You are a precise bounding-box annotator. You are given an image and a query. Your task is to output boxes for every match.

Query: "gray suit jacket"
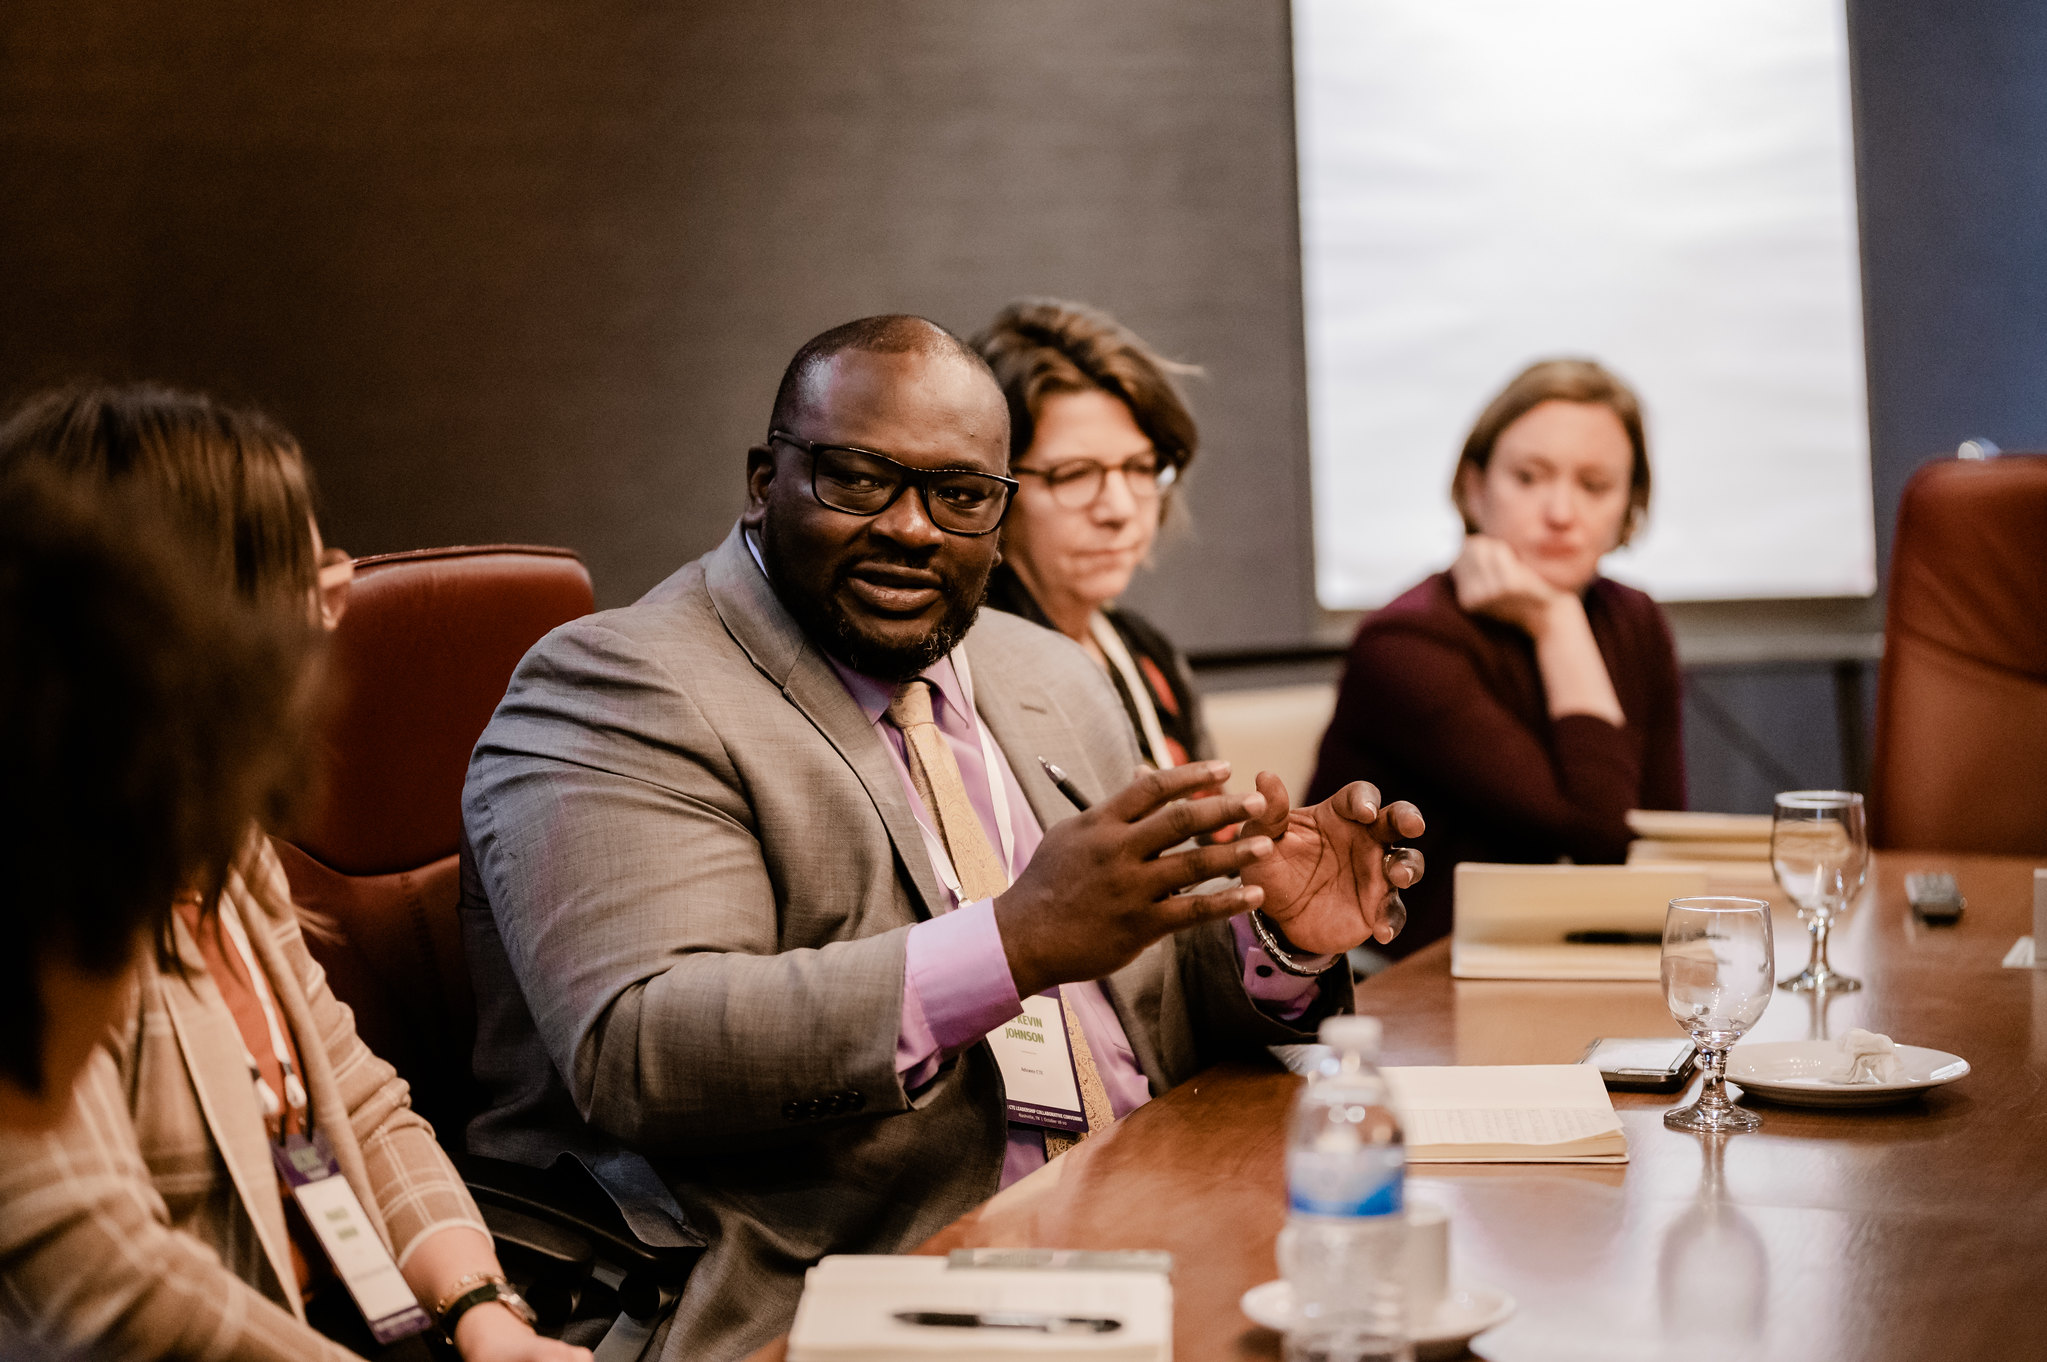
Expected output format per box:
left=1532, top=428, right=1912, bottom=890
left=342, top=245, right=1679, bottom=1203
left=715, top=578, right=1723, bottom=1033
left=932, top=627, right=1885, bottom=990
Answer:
left=461, top=525, right=1351, bottom=1361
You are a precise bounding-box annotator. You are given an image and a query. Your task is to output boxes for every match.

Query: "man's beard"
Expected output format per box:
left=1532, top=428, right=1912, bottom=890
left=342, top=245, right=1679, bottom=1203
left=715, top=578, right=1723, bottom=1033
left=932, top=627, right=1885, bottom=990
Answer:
left=760, top=526, right=987, bottom=682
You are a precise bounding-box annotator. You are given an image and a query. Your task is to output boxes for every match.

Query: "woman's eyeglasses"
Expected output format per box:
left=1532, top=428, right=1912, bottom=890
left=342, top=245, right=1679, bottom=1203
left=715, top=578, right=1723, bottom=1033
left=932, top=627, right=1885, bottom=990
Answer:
left=1013, top=452, right=1177, bottom=510
left=769, top=430, right=1018, bottom=537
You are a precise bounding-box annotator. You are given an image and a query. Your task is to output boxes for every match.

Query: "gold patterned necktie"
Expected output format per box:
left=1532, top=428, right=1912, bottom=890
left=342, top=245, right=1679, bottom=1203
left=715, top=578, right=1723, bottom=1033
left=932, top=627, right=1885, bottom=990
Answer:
left=885, top=678, right=1113, bottom=1156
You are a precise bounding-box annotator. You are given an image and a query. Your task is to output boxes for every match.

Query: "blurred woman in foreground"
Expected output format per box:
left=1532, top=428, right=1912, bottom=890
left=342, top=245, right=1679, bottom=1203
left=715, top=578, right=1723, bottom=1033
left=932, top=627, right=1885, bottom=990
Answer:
left=1308, top=359, right=1686, bottom=957
left=0, top=469, right=306, bottom=1134
left=0, top=386, right=584, bottom=1362
left=972, top=299, right=1211, bottom=769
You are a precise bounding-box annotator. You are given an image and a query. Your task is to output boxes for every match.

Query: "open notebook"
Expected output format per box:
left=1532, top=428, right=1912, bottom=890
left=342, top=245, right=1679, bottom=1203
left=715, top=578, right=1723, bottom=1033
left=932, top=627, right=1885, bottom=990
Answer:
left=1384, top=1064, right=1629, bottom=1163
left=787, top=1256, right=1171, bottom=1362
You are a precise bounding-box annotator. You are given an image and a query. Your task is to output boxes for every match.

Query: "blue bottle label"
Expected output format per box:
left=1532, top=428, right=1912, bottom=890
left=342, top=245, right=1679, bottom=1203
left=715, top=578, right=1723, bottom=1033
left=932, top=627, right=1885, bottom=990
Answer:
left=1287, top=1149, right=1406, bottom=1217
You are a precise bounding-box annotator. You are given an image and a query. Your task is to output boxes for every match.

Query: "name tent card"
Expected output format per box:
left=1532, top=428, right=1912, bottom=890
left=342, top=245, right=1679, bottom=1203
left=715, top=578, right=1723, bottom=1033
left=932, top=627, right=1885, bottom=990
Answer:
left=1451, top=862, right=1709, bottom=981
left=788, top=1256, right=1170, bottom=1361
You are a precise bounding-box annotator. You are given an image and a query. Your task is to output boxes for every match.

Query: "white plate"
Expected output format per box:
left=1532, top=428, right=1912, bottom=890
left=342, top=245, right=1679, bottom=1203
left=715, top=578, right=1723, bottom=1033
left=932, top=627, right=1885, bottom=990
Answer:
left=1240, top=1279, right=1515, bottom=1359
left=1726, top=1040, right=1970, bottom=1107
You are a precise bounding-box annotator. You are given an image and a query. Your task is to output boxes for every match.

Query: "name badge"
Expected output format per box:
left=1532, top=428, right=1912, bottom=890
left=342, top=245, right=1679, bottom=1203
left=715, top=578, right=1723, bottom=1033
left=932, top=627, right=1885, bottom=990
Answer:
left=271, top=1132, right=432, bottom=1343
left=986, top=993, right=1087, bottom=1132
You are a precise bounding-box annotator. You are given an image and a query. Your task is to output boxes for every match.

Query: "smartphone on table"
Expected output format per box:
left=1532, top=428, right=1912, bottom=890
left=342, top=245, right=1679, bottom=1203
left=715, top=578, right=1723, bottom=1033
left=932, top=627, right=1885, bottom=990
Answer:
left=1579, top=1037, right=1698, bottom=1092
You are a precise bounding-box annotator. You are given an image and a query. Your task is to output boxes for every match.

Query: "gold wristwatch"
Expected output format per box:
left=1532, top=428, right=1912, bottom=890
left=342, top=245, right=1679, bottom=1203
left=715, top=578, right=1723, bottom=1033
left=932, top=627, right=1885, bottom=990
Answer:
left=433, top=1272, right=539, bottom=1342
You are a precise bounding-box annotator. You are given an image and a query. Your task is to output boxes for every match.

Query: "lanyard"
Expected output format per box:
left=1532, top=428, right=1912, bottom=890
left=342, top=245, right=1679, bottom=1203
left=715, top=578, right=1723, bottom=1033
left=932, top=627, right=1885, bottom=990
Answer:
left=905, top=646, right=1018, bottom=902
left=1089, top=612, right=1176, bottom=770
left=216, top=896, right=309, bottom=1124
left=949, top=645, right=1017, bottom=876
left=213, top=893, right=429, bottom=1343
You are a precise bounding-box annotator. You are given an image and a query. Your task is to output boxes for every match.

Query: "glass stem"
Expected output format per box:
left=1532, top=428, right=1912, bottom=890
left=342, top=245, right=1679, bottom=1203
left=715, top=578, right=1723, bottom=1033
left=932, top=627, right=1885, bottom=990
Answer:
left=1697, top=1047, right=1730, bottom=1114
left=1811, top=915, right=1832, bottom=977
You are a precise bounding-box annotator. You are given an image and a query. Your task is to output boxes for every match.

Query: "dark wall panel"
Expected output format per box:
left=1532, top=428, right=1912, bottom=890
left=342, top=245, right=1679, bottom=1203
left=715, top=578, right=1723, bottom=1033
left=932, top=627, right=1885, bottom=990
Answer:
left=0, top=2, right=1315, bottom=646
left=6, top=1, right=2047, bottom=648
left=1683, top=664, right=1872, bottom=815
left=1849, top=0, right=2047, bottom=576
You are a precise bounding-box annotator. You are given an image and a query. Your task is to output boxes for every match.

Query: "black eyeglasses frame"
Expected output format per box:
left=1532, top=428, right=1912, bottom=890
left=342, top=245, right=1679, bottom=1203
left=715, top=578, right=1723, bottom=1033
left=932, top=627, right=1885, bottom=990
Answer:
left=767, top=429, right=1019, bottom=537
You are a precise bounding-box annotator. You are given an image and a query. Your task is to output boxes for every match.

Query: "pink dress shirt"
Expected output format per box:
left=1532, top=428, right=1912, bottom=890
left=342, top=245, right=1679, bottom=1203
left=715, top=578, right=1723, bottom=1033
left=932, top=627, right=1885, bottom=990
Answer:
left=828, top=655, right=1330, bottom=1187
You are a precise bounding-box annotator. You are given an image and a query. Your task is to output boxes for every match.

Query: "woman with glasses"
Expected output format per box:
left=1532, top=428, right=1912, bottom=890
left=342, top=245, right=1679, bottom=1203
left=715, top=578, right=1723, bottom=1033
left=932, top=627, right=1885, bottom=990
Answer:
left=972, top=299, right=1210, bottom=769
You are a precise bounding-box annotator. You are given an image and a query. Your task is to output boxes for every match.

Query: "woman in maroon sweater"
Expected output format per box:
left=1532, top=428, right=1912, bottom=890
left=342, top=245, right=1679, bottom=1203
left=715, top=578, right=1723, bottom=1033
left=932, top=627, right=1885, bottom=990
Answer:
left=1309, top=359, right=1685, bottom=958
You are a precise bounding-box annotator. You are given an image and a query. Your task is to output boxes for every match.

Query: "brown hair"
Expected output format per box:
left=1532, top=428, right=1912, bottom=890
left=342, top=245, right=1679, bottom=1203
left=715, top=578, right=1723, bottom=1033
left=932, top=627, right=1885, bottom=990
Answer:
left=0, top=383, right=321, bottom=618
left=0, top=384, right=328, bottom=952
left=1451, top=358, right=1652, bottom=545
left=971, top=299, right=1201, bottom=479
left=0, top=470, right=312, bottom=1093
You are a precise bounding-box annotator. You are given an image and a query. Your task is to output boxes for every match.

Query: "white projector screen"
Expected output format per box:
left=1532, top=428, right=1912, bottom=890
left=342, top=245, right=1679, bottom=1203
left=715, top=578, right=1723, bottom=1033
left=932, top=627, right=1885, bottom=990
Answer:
left=1294, top=0, right=1877, bottom=609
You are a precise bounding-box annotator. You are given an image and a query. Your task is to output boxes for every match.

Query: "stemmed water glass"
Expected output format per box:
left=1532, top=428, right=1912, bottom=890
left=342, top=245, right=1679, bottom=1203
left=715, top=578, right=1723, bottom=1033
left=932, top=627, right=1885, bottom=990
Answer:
left=1771, top=790, right=1869, bottom=992
left=1661, top=897, right=1774, bottom=1133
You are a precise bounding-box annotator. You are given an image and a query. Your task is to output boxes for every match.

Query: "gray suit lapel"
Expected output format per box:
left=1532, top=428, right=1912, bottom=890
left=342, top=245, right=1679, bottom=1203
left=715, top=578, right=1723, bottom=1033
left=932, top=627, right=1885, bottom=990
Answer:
left=702, top=525, right=948, bottom=920
left=970, top=639, right=1110, bottom=838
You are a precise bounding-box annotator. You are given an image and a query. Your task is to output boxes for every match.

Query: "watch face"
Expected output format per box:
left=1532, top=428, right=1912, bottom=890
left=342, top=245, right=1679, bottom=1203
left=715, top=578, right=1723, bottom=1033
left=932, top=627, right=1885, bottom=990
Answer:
left=438, top=1278, right=540, bottom=1339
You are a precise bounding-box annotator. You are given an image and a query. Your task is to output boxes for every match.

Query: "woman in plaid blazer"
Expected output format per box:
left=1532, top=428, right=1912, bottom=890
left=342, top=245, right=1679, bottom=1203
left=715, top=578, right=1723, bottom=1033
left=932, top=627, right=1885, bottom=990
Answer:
left=0, top=386, right=586, bottom=1362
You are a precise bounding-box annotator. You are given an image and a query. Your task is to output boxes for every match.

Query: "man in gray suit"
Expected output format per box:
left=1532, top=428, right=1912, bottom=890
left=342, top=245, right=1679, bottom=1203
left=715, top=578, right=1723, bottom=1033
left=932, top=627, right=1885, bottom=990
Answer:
left=461, top=315, right=1423, bottom=1360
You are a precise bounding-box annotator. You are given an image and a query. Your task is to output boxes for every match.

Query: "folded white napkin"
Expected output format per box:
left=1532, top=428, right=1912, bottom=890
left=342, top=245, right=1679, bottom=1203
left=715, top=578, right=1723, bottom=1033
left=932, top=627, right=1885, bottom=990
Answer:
left=1827, top=1029, right=1902, bottom=1084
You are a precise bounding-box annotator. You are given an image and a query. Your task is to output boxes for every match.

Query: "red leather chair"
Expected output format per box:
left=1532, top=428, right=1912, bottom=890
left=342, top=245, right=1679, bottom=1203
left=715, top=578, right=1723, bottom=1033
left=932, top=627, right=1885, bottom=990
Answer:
left=1871, top=454, right=2047, bottom=854
left=275, top=544, right=595, bottom=1138
left=273, top=544, right=698, bottom=1347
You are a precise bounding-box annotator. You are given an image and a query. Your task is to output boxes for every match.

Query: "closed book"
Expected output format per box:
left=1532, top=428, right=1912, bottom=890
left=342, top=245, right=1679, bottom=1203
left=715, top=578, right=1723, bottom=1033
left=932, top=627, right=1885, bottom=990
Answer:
left=1625, top=837, right=1772, bottom=863
left=1624, top=810, right=1773, bottom=842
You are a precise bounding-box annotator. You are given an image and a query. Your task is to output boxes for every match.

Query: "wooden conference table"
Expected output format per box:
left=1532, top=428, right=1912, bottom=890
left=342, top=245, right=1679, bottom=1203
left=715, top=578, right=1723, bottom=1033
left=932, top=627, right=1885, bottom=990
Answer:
left=748, top=851, right=2046, bottom=1361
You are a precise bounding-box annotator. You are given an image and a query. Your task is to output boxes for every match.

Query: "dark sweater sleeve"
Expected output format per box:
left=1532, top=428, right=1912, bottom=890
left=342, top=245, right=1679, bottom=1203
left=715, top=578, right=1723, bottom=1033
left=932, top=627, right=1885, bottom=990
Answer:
left=1634, top=603, right=1688, bottom=811
left=1320, top=625, right=1642, bottom=864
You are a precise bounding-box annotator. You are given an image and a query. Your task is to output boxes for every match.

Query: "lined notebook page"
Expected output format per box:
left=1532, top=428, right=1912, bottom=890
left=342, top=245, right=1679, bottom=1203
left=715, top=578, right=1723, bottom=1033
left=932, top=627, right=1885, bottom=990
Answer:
left=1399, top=1105, right=1619, bottom=1147
left=1384, top=1064, right=1628, bottom=1163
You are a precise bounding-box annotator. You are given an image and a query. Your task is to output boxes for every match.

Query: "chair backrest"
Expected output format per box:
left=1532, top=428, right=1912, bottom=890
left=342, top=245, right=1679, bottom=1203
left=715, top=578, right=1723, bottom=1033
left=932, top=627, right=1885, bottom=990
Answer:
left=1871, top=454, right=2047, bottom=854
left=274, top=545, right=594, bottom=1136
left=1202, top=683, right=1336, bottom=799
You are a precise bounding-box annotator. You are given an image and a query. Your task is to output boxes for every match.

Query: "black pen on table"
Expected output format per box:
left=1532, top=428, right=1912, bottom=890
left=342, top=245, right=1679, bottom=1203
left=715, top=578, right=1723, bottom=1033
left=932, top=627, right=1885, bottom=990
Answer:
left=1037, top=757, right=1092, bottom=811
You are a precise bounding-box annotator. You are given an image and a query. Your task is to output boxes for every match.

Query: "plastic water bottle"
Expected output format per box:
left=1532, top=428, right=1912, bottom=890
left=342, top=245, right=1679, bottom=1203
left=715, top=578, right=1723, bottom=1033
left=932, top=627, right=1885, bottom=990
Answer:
left=1280, top=1014, right=1411, bottom=1362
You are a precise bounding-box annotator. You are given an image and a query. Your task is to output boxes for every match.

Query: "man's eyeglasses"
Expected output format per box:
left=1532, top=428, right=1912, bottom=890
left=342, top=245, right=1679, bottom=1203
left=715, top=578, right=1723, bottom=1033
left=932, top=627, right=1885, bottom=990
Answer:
left=1012, top=452, right=1178, bottom=511
left=768, top=430, right=1018, bottom=537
